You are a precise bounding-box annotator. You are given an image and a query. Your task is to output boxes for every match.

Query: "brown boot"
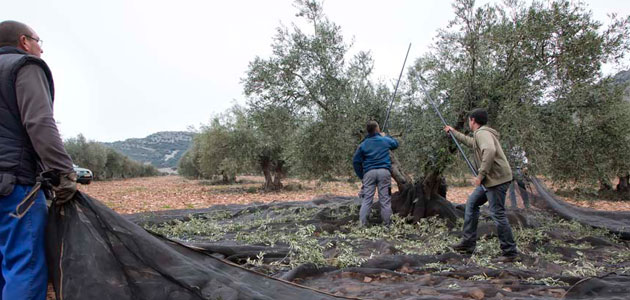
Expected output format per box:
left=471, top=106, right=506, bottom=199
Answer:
left=495, top=254, right=520, bottom=263
left=451, top=242, right=475, bottom=255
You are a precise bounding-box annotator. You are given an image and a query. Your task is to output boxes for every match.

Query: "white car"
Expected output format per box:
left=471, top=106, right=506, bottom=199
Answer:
left=73, top=164, right=93, bottom=184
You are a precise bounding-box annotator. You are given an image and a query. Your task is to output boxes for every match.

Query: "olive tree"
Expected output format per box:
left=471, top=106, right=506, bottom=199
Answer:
left=243, top=0, right=387, bottom=181
left=392, top=0, right=630, bottom=220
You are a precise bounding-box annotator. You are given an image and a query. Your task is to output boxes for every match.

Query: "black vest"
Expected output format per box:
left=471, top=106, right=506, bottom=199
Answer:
left=0, top=46, right=55, bottom=185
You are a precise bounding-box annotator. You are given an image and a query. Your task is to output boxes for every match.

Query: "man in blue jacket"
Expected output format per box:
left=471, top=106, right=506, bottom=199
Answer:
left=353, top=121, right=399, bottom=226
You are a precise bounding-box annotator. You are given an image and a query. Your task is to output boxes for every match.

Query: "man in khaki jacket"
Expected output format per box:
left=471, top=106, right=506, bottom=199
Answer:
left=444, top=108, right=518, bottom=261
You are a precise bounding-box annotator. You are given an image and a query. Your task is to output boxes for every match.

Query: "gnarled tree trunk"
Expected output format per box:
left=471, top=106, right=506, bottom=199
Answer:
left=389, top=151, right=412, bottom=190
left=221, top=172, right=236, bottom=184
left=273, top=160, right=285, bottom=190
left=599, top=178, right=613, bottom=192
left=389, top=152, right=462, bottom=226
left=617, top=173, right=630, bottom=194
left=260, top=157, right=283, bottom=191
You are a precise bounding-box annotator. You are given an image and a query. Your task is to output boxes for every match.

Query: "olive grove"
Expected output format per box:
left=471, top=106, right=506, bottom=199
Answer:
left=181, top=0, right=630, bottom=199
left=65, top=134, right=159, bottom=180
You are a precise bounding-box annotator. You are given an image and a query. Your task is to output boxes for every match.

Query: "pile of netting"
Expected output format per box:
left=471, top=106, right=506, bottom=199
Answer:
left=530, top=177, right=630, bottom=239
left=46, top=178, right=630, bottom=300
left=46, top=192, right=344, bottom=300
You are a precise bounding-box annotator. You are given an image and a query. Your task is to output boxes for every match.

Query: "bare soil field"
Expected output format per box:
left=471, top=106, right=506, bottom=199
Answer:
left=77, top=175, right=630, bottom=214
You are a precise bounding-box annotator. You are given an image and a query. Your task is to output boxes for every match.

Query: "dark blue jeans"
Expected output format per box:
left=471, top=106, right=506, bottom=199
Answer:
left=0, top=185, right=48, bottom=300
left=461, top=182, right=517, bottom=256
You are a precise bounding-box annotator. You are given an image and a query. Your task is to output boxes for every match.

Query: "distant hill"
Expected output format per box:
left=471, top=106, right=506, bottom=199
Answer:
left=103, top=131, right=194, bottom=171
left=613, top=70, right=630, bottom=102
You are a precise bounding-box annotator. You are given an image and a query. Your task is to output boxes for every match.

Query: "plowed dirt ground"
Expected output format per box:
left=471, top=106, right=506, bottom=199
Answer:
left=76, top=175, right=630, bottom=214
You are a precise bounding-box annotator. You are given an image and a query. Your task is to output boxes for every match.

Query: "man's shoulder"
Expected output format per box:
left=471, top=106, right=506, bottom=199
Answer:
left=374, top=134, right=395, bottom=140
left=18, top=63, right=47, bottom=75
left=362, top=135, right=387, bottom=145
left=1, top=53, right=49, bottom=78
left=475, top=126, right=497, bottom=136
left=369, top=135, right=394, bottom=144
left=0, top=52, right=25, bottom=60
left=0, top=52, right=27, bottom=73
left=0, top=50, right=44, bottom=65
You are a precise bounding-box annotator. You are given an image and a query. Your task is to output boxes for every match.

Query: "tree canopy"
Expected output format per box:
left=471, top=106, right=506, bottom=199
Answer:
left=182, top=0, right=630, bottom=196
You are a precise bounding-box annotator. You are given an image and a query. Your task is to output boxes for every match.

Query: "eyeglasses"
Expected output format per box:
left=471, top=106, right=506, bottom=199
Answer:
left=24, top=35, right=43, bottom=47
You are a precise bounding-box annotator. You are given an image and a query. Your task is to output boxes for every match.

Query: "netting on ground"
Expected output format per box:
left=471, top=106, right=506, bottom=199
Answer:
left=530, top=177, right=630, bottom=240
left=46, top=182, right=630, bottom=300
left=46, top=191, right=344, bottom=300
left=564, top=274, right=630, bottom=299
left=127, top=191, right=629, bottom=299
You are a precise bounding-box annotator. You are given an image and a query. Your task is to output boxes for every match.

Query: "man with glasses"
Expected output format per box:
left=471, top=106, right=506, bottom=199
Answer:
left=25, top=34, right=44, bottom=47
left=0, top=21, right=77, bottom=299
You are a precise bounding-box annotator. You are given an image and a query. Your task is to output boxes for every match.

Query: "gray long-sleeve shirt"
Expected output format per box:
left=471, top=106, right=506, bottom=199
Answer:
left=15, top=64, right=74, bottom=173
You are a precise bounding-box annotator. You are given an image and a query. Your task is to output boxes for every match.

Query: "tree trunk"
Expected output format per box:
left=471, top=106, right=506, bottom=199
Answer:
left=221, top=172, right=236, bottom=184
left=599, top=178, right=613, bottom=192
left=617, top=174, right=630, bottom=194
left=260, top=157, right=283, bottom=191
left=389, top=155, right=462, bottom=226
left=272, top=160, right=285, bottom=190
left=389, top=152, right=412, bottom=191
left=260, top=158, right=275, bottom=191
left=222, top=173, right=230, bottom=183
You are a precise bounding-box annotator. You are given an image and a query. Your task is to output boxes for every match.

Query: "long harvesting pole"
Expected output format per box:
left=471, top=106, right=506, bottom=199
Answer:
left=417, top=76, right=487, bottom=192
left=382, top=43, right=412, bottom=133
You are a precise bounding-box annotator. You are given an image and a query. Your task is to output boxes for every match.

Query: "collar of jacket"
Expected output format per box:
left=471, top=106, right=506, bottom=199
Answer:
left=0, top=46, right=28, bottom=56
left=475, top=125, right=500, bottom=138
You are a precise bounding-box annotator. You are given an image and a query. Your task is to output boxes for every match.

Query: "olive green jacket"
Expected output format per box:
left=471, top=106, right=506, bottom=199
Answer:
left=452, top=126, right=512, bottom=187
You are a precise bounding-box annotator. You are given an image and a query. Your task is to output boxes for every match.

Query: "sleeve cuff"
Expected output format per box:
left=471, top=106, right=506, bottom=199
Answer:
left=476, top=172, right=486, bottom=182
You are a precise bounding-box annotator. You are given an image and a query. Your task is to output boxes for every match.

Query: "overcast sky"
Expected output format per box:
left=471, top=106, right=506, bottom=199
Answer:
left=3, top=0, right=630, bottom=142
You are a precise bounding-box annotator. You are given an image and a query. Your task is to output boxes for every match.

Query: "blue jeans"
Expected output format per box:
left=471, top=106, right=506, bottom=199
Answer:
left=461, top=182, right=517, bottom=256
left=0, top=185, right=48, bottom=300
left=359, top=169, right=392, bottom=226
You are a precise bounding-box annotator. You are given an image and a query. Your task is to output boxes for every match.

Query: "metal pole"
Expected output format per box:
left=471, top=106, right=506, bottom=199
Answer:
left=417, top=76, right=487, bottom=192
left=382, top=43, right=412, bottom=133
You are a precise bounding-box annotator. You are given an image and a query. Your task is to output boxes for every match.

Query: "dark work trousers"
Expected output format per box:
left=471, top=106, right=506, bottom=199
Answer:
left=509, top=178, right=530, bottom=209
left=461, top=182, right=518, bottom=256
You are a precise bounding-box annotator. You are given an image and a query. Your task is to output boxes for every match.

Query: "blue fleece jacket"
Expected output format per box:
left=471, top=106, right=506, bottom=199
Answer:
left=352, top=133, right=399, bottom=179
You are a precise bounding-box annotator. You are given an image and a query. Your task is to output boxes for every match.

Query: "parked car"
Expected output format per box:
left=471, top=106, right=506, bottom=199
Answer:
left=73, top=164, right=93, bottom=184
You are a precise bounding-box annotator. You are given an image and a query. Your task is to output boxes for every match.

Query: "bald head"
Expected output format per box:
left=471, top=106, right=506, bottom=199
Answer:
left=0, top=21, right=31, bottom=47
left=0, top=21, right=42, bottom=57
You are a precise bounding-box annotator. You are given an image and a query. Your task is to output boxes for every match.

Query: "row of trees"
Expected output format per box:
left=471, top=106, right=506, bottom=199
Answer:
left=181, top=0, right=630, bottom=196
left=180, top=0, right=390, bottom=190
left=65, top=134, right=159, bottom=180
